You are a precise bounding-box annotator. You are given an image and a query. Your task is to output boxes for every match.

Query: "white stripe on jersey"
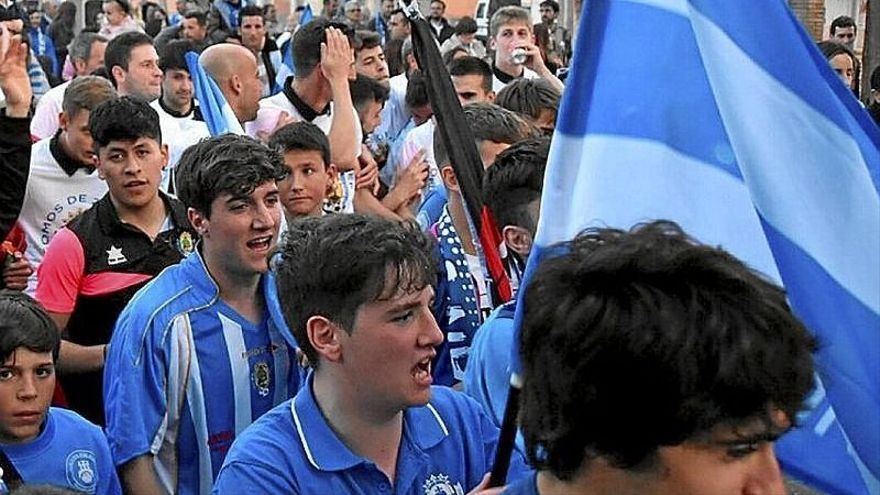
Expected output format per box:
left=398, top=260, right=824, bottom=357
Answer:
left=218, top=313, right=253, bottom=435
left=185, top=327, right=213, bottom=495
left=152, top=315, right=191, bottom=493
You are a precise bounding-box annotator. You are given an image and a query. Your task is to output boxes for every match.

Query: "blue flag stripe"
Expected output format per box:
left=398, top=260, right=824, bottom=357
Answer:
left=561, top=1, right=742, bottom=179
left=687, top=6, right=880, bottom=313
left=185, top=52, right=244, bottom=136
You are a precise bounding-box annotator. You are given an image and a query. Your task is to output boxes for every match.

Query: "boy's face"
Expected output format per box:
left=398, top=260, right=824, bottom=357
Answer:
left=493, top=20, right=533, bottom=63
left=336, top=282, right=443, bottom=412
left=279, top=150, right=335, bottom=219
left=0, top=349, right=55, bottom=444
left=452, top=74, right=494, bottom=106
left=358, top=100, right=384, bottom=134
left=96, top=137, right=167, bottom=211
left=195, top=181, right=281, bottom=279
left=629, top=412, right=789, bottom=495
left=59, top=109, right=98, bottom=166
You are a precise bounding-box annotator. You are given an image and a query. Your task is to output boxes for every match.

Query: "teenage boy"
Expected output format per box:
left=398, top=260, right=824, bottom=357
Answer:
left=35, top=96, right=197, bottom=427
left=495, top=78, right=560, bottom=136
left=267, top=122, right=337, bottom=221
left=0, top=290, right=121, bottom=495
left=463, top=138, right=547, bottom=427
left=428, top=103, right=537, bottom=386
left=489, top=6, right=562, bottom=94
left=504, top=221, right=817, bottom=495
left=19, top=76, right=117, bottom=295
left=213, top=214, right=530, bottom=493
left=103, top=134, right=301, bottom=495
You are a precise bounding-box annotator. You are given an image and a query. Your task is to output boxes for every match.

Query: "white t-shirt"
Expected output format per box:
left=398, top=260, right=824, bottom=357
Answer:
left=491, top=66, right=540, bottom=93
left=150, top=99, right=210, bottom=192
left=30, top=80, right=69, bottom=140
left=20, top=138, right=108, bottom=295
left=399, top=118, right=441, bottom=192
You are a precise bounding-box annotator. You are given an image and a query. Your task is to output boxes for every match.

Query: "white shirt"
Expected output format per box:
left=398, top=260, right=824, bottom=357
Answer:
left=30, top=80, right=69, bottom=140
left=491, top=66, right=540, bottom=93
left=150, top=99, right=210, bottom=192
left=399, top=118, right=440, bottom=192
left=21, top=138, right=108, bottom=295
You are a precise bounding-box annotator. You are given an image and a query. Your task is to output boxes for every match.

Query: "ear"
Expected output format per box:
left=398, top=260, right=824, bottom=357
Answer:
left=187, top=206, right=210, bottom=237
left=58, top=111, right=69, bottom=132
left=487, top=91, right=496, bottom=103
left=230, top=73, right=243, bottom=96
left=306, top=316, right=343, bottom=364
left=72, top=58, right=86, bottom=75
left=488, top=36, right=496, bottom=51
left=160, top=143, right=170, bottom=170
left=111, top=65, right=125, bottom=85
left=325, top=162, right=338, bottom=194
left=502, top=225, right=533, bottom=258
left=440, top=165, right=459, bottom=192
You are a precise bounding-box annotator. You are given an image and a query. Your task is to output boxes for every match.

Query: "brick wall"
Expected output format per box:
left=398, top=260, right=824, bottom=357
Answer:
left=789, top=0, right=826, bottom=40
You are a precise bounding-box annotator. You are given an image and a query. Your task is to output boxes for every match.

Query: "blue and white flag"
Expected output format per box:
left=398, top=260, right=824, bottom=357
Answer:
left=512, top=1, right=880, bottom=494
left=375, top=10, right=386, bottom=45
left=185, top=51, right=244, bottom=136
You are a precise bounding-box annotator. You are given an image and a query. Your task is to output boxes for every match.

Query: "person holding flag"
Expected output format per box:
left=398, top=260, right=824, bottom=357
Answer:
left=491, top=0, right=880, bottom=494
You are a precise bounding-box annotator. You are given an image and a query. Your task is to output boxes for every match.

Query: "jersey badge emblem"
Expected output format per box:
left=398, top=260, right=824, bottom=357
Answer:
left=66, top=449, right=98, bottom=493
left=423, top=473, right=464, bottom=495
left=177, top=231, right=195, bottom=256
left=253, top=361, right=271, bottom=397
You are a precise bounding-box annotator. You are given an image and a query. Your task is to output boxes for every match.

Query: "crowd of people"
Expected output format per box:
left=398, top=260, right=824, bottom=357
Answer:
left=0, top=0, right=874, bottom=493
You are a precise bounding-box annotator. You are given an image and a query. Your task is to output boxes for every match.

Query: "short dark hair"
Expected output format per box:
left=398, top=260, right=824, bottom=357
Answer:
left=292, top=18, right=355, bottom=78
left=434, top=102, right=538, bottom=169
left=0, top=290, right=60, bottom=364
left=519, top=221, right=817, bottom=480
left=448, top=56, right=492, bottom=94
left=268, top=121, right=332, bottom=169
left=871, top=64, right=880, bottom=91
left=430, top=0, right=445, bottom=7
left=482, top=137, right=548, bottom=234
left=349, top=73, right=390, bottom=114
left=353, top=29, right=381, bottom=53
left=67, top=32, right=108, bottom=64
left=175, top=134, right=287, bottom=217
left=830, top=15, right=855, bottom=35
left=442, top=47, right=468, bottom=67
left=104, top=30, right=153, bottom=74
left=539, top=0, right=559, bottom=13
left=237, top=4, right=263, bottom=25
left=182, top=8, right=206, bottom=25
left=404, top=69, right=430, bottom=110
left=158, top=39, right=194, bottom=72
left=274, top=214, right=436, bottom=367
left=89, top=96, right=162, bottom=151
left=454, top=16, right=477, bottom=35
left=817, top=40, right=855, bottom=65
left=496, top=78, right=561, bottom=122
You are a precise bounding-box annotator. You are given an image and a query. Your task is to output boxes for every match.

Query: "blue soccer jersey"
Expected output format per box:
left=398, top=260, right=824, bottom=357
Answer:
left=212, top=375, right=532, bottom=494
left=0, top=407, right=121, bottom=494
left=463, top=301, right=517, bottom=428
left=103, top=251, right=304, bottom=495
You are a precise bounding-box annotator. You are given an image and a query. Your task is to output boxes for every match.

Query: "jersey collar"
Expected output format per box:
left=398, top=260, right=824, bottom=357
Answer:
left=290, top=375, right=449, bottom=471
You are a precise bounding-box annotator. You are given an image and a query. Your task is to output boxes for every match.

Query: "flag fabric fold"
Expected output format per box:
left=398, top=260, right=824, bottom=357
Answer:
left=184, top=51, right=244, bottom=136
left=510, top=1, right=880, bottom=494
left=283, top=4, right=313, bottom=77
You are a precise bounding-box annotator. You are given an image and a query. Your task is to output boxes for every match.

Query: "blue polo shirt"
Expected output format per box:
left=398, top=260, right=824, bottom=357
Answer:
left=213, top=375, right=532, bottom=494
left=0, top=407, right=121, bottom=494
left=502, top=472, right=539, bottom=495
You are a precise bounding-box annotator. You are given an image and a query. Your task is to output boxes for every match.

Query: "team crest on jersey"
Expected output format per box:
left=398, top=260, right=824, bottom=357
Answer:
left=65, top=449, right=98, bottom=493
left=106, top=245, right=127, bottom=265
left=177, top=231, right=195, bottom=256
left=252, top=361, right=271, bottom=397
left=423, top=473, right=464, bottom=495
